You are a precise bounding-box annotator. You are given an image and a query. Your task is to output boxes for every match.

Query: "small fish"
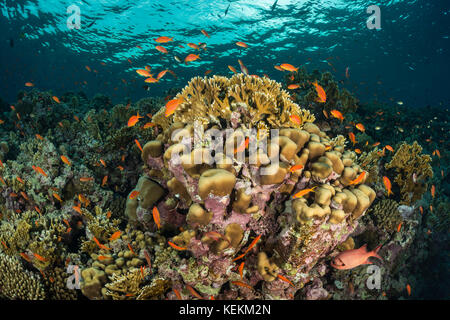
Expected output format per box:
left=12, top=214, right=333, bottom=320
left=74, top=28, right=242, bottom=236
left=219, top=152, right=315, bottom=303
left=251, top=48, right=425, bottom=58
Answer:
left=144, top=249, right=152, bottom=272
left=345, top=66, right=350, bottom=79
left=165, top=98, right=183, bottom=117
left=236, top=41, right=248, bottom=48
left=61, top=155, right=71, bottom=166
left=237, top=59, right=248, bottom=75
left=35, top=206, right=42, bottom=215
left=419, top=206, right=423, bottom=215
left=136, top=69, right=152, bottom=77
left=25, top=82, right=34, bottom=87
left=117, top=165, right=124, bottom=171
left=430, top=205, right=433, bottom=212
left=406, top=284, right=411, bottom=296
left=185, top=53, right=200, bottom=64
left=312, top=81, right=326, bottom=103
left=397, top=222, right=403, bottom=232
left=187, top=43, right=200, bottom=50
left=128, top=112, right=143, bottom=127
left=16, top=176, right=25, bottom=184
left=20, top=191, right=29, bottom=201
left=72, top=206, right=82, bottom=214
left=140, top=265, right=145, bottom=279
left=238, top=262, right=245, bottom=280
left=35, top=134, right=44, bottom=140
left=385, top=145, right=394, bottom=152
left=154, top=36, right=173, bottom=43
left=174, top=56, right=182, bottom=63
left=145, top=77, right=158, bottom=83
left=1, top=241, right=8, bottom=249
left=293, top=186, right=317, bottom=199
left=155, top=45, right=168, bottom=54
left=80, top=177, right=94, bottom=182
left=156, top=69, right=169, bottom=80
left=20, top=252, right=31, bottom=262
left=204, top=69, right=212, bottom=76
left=109, top=231, right=121, bottom=241
left=330, top=110, right=344, bottom=122
left=53, top=193, right=62, bottom=202
left=349, top=171, right=366, bottom=185
left=277, top=274, right=294, bottom=287
left=129, top=190, right=140, bottom=199
left=127, top=243, right=135, bottom=255
left=101, top=175, right=108, bottom=187
left=355, top=123, right=365, bottom=132
left=52, top=96, right=60, bottom=104
left=35, top=166, right=47, bottom=177
left=289, top=114, right=302, bottom=125
left=383, top=176, right=393, bottom=196
left=280, top=63, right=298, bottom=72
left=348, top=132, right=356, bottom=146
left=33, top=253, right=47, bottom=262
left=168, top=241, right=187, bottom=251
left=287, top=84, right=300, bottom=89
left=372, top=142, right=380, bottom=147
left=231, top=281, right=253, bottom=290
left=431, top=185, right=435, bottom=198
left=173, top=288, right=182, bottom=300
left=98, top=255, right=112, bottom=261
left=186, top=285, right=204, bottom=299
left=100, top=159, right=106, bottom=167
left=274, top=65, right=284, bottom=71
left=153, top=206, right=161, bottom=229
left=289, top=164, right=304, bottom=172
left=201, top=29, right=210, bottom=38
left=106, top=211, right=112, bottom=219
left=354, top=148, right=362, bottom=154
left=234, top=137, right=249, bottom=154
left=135, top=139, right=143, bottom=153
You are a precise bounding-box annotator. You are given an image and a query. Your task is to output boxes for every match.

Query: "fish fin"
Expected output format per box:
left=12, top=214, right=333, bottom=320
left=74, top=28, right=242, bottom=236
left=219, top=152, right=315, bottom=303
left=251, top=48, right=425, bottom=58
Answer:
left=362, top=259, right=373, bottom=265
left=359, top=244, right=368, bottom=252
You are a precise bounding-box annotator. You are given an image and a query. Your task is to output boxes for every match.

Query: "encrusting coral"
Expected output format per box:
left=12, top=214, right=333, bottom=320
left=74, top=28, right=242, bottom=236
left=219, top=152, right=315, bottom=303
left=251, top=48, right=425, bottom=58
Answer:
left=385, top=141, right=433, bottom=205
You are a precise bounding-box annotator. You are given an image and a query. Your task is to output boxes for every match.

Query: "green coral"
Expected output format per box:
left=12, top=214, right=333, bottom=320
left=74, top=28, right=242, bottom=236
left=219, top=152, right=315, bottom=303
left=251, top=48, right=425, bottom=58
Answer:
left=369, top=199, right=402, bottom=233
left=385, top=141, right=433, bottom=205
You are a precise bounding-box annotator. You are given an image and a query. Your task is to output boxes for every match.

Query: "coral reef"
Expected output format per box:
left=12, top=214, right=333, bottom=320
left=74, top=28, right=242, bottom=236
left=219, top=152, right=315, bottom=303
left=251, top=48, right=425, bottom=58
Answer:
left=385, top=141, right=433, bottom=205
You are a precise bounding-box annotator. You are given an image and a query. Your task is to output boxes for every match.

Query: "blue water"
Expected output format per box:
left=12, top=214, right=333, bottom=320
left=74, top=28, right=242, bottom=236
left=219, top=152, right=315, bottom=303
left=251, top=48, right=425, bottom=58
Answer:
left=0, top=0, right=449, bottom=107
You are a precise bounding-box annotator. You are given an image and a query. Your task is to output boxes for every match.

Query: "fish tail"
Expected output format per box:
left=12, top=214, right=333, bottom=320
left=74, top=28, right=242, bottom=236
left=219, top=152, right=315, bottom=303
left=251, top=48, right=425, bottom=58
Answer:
left=371, top=244, right=383, bottom=261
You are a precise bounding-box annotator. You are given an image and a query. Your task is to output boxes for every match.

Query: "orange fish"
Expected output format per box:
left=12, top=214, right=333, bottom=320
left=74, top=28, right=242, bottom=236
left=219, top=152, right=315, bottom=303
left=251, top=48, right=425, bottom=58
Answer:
left=185, top=53, right=200, bottom=64
left=109, top=231, right=121, bottom=241
left=145, top=77, right=158, bottom=83
left=237, top=59, right=249, bottom=75
left=98, top=255, right=112, bottom=261
left=187, top=43, right=200, bottom=50
left=153, top=206, right=161, bottom=229
left=349, top=171, right=366, bottom=185
left=419, top=206, right=423, bottom=215
left=154, top=36, right=173, bottom=43
left=201, top=29, right=210, bottom=38
left=235, top=41, right=248, bottom=48
left=136, top=69, right=152, bottom=77
left=135, top=139, right=143, bottom=153
left=277, top=274, right=294, bottom=287
left=355, top=123, right=365, bottom=132
left=165, top=98, right=183, bottom=117
left=52, top=96, right=60, bottom=104
left=323, top=109, right=329, bottom=119
left=33, top=253, right=47, bottom=262
left=156, top=69, right=169, bottom=80
left=231, top=281, right=253, bottom=290
left=238, top=262, right=245, bottom=280
left=383, top=176, right=393, bottom=196
left=431, top=185, right=435, bottom=198
left=34, top=206, right=42, bottom=215
left=155, top=45, right=168, bottom=54
left=20, top=252, right=31, bottom=262
left=280, top=63, right=298, bottom=72
left=173, top=289, right=182, bottom=300
left=129, top=190, right=140, bottom=199
left=372, top=142, right=380, bottom=147
left=128, top=112, right=143, bottom=127
left=16, top=176, right=25, bottom=184
left=20, top=191, right=29, bottom=201
left=72, top=206, right=82, bottom=214
left=348, top=132, right=356, bottom=146
left=73, top=115, right=80, bottom=122
left=36, top=134, right=44, bottom=140
left=288, top=84, right=300, bottom=90
left=385, top=145, right=394, bottom=152
left=204, top=69, right=212, bottom=76
left=312, top=81, right=326, bottom=103
left=293, top=186, right=317, bottom=199
left=168, top=241, right=186, bottom=251
left=53, top=193, right=62, bottom=202
left=0, top=159, right=4, bottom=168
left=234, top=137, right=249, bottom=154
left=106, top=211, right=112, bottom=219
left=61, top=155, right=71, bottom=166
left=142, top=122, right=155, bottom=129
left=100, top=159, right=106, bottom=167
left=25, top=82, right=34, bottom=87
left=430, top=205, right=433, bottom=212
left=186, top=285, right=204, bottom=299
left=101, top=175, right=108, bottom=187
left=80, top=177, right=94, bottom=182
left=289, top=164, right=304, bottom=172
left=85, top=66, right=91, bottom=72
left=144, top=249, right=152, bottom=272
left=354, top=148, right=362, bottom=154
left=433, top=149, right=441, bottom=158
left=35, top=166, right=47, bottom=177
left=228, top=65, right=237, bottom=74
left=1, top=241, right=8, bottom=249
left=289, top=114, right=301, bottom=125
left=330, top=110, right=344, bottom=122
left=117, top=165, right=124, bottom=171
left=406, top=284, right=411, bottom=296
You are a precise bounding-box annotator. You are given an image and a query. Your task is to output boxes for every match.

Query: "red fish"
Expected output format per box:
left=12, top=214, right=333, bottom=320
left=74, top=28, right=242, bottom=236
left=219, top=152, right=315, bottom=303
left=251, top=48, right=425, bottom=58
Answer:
left=331, top=244, right=382, bottom=270
left=235, top=41, right=248, bottom=48
left=153, top=206, right=161, bottom=229
left=383, top=176, right=393, bottom=196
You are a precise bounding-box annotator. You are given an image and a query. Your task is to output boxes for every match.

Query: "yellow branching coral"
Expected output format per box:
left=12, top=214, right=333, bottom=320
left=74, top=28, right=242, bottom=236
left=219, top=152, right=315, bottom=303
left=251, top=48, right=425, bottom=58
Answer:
left=385, top=141, right=433, bottom=205
left=153, top=74, right=315, bottom=131
left=0, top=253, right=46, bottom=299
